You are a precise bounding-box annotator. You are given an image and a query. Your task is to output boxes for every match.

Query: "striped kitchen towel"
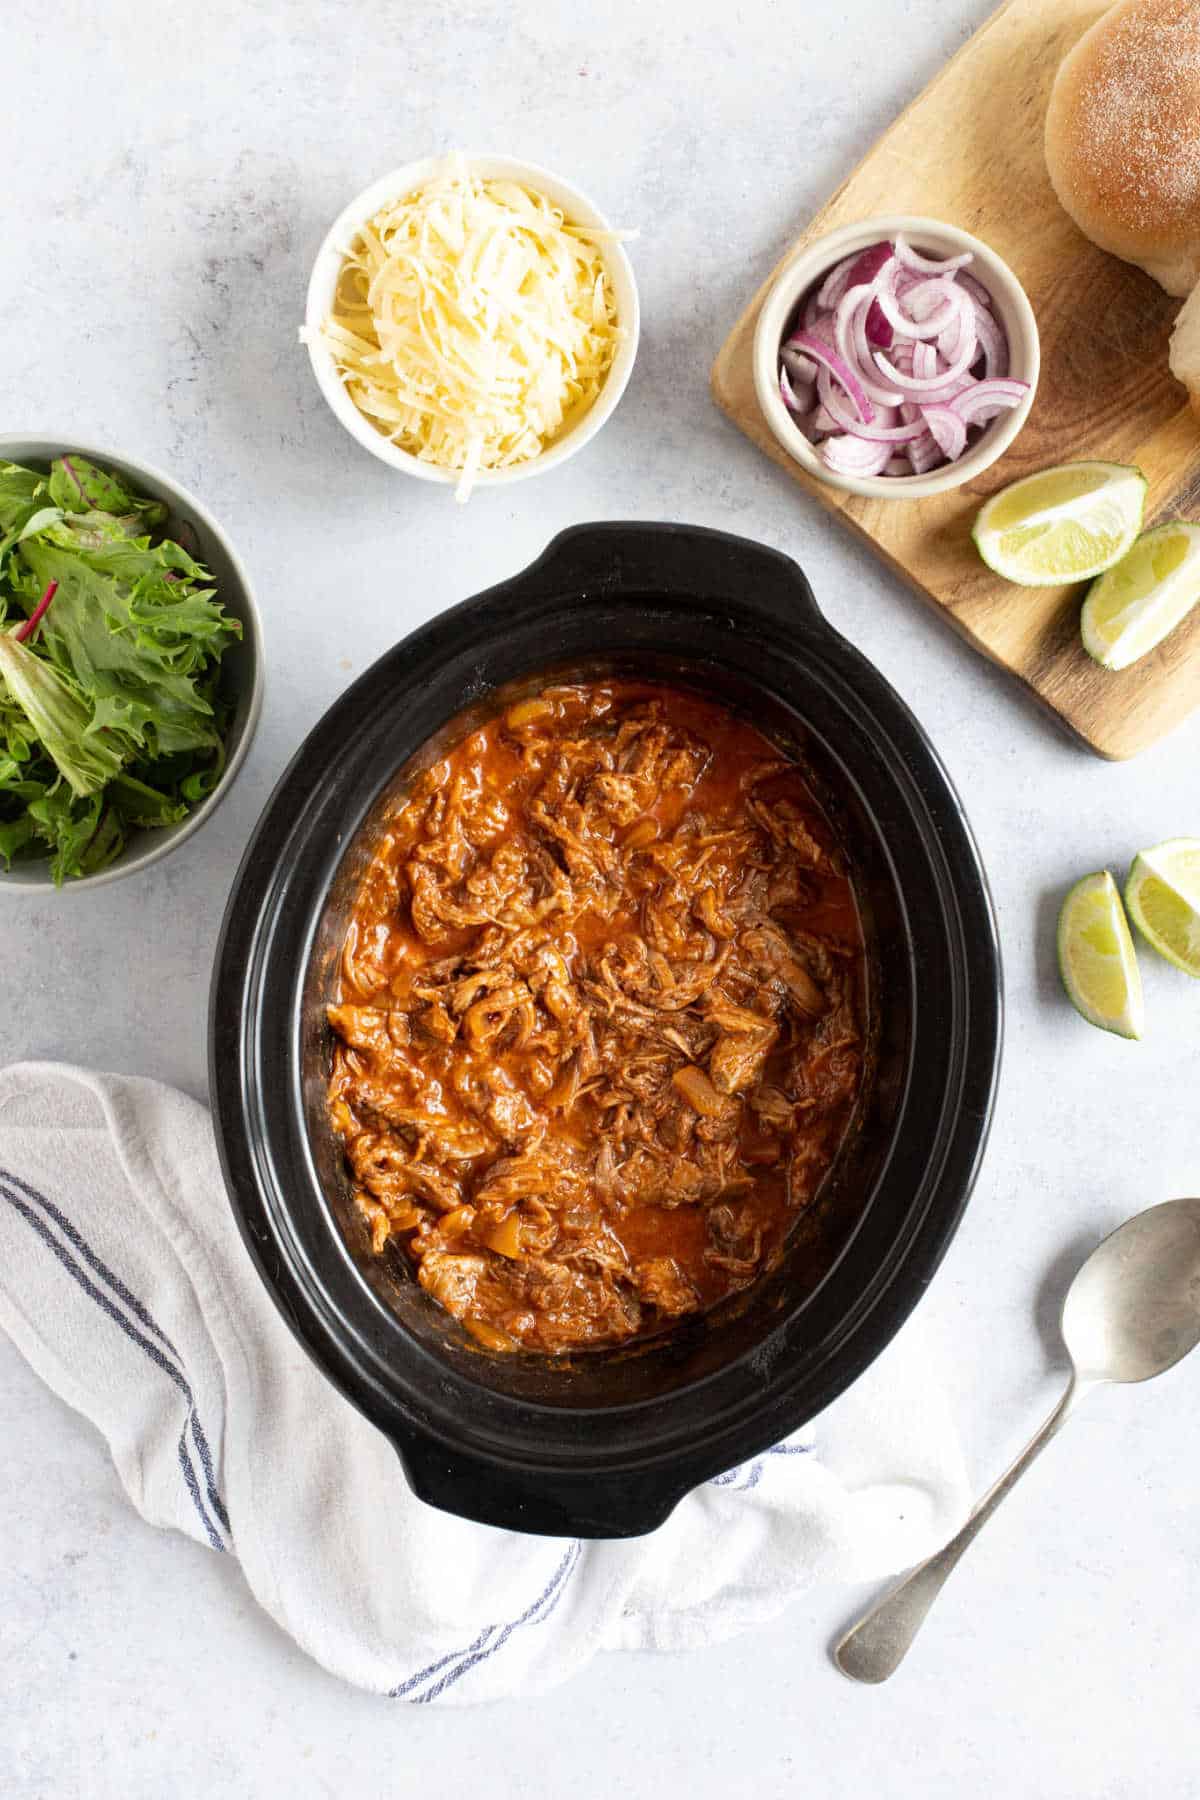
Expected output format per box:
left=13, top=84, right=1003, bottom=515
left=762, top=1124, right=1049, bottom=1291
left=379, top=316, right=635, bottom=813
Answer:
left=0, top=1062, right=968, bottom=1702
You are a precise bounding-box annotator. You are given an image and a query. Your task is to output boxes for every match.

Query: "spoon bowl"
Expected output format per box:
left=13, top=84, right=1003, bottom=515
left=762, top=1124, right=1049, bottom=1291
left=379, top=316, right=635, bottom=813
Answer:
left=1062, top=1198, right=1200, bottom=1386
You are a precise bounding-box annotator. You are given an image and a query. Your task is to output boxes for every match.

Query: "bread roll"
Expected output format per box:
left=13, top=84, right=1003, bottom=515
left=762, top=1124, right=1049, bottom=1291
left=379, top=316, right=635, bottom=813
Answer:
left=1169, top=282, right=1200, bottom=413
left=1045, top=0, right=1200, bottom=298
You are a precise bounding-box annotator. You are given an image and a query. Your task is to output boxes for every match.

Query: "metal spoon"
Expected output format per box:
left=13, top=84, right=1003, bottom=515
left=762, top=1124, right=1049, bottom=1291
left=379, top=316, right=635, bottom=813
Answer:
left=835, top=1197, right=1200, bottom=1684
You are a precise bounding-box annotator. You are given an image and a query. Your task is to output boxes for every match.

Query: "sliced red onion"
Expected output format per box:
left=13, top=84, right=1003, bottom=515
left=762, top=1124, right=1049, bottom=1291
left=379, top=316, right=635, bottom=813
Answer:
left=781, top=345, right=818, bottom=385
left=903, top=277, right=963, bottom=326
left=937, top=302, right=974, bottom=364
left=970, top=303, right=1009, bottom=378
left=907, top=431, right=943, bottom=474
left=895, top=268, right=928, bottom=299
left=780, top=239, right=1028, bottom=478
left=817, top=240, right=892, bottom=310
left=946, top=378, right=1028, bottom=425
left=956, top=270, right=994, bottom=311
left=815, top=251, right=863, bottom=313
left=875, top=325, right=978, bottom=394
left=820, top=434, right=893, bottom=476
left=802, top=292, right=826, bottom=329
left=920, top=404, right=968, bottom=461
left=780, top=367, right=806, bottom=414
left=789, top=328, right=875, bottom=423
left=911, top=340, right=978, bottom=402
left=864, top=298, right=892, bottom=349
left=786, top=312, right=835, bottom=351
left=872, top=267, right=961, bottom=342
left=816, top=367, right=930, bottom=442
left=846, top=242, right=894, bottom=288
left=841, top=288, right=904, bottom=406
left=780, top=351, right=816, bottom=394
left=894, top=233, right=974, bottom=277
left=918, top=373, right=981, bottom=405
left=912, top=342, right=938, bottom=381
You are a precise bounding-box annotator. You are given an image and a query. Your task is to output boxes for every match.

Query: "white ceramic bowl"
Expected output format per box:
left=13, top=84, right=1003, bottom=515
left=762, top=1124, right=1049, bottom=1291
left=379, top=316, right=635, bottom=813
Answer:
left=752, top=215, right=1040, bottom=500
left=0, top=436, right=263, bottom=892
left=304, top=153, right=640, bottom=490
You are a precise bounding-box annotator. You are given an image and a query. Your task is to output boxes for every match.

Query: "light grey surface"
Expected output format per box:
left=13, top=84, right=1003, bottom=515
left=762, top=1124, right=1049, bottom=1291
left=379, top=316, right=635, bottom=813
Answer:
left=836, top=1198, right=1200, bottom=1683
left=3, top=0, right=1199, bottom=1794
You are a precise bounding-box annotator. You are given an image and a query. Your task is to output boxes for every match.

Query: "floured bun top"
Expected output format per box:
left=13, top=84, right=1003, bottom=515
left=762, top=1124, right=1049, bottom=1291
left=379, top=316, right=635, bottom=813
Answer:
left=1045, top=0, right=1200, bottom=297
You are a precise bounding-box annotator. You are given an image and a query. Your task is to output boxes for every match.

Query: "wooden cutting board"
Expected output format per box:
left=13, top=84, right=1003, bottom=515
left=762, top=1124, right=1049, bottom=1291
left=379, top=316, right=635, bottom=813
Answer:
left=711, top=0, right=1200, bottom=759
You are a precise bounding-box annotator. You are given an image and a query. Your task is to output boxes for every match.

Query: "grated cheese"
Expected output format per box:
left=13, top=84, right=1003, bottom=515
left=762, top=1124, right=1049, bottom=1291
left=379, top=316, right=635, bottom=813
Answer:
left=303, top=158, right=625, bottom=501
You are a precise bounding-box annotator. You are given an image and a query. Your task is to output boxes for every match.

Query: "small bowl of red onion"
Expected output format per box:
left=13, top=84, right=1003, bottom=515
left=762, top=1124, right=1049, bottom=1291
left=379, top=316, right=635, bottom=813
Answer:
left=753, top=215, right=1039, bottom=497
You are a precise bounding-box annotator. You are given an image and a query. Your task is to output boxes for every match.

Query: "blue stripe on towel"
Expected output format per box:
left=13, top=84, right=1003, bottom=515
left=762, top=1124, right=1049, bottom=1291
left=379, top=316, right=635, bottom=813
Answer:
left=390, top=1540, right=581, bottom=1702
left=415, top=1540, right=582, bottom=1704
left=3, top=1167, right=178, bottom=1351
left=400, top=1437, right=815, bottom=1696
left=711, top=1460, right=763, bottom=1491
left=389, top=1624, right=500, bottom=1699
left=189, top=1414, right=230, bottom=1532
left=0, top=1175, right=226, bottom=1552
left=1, top=1167, right=231, bottom=1536
left=710, top=1438, right=813, bottom=1490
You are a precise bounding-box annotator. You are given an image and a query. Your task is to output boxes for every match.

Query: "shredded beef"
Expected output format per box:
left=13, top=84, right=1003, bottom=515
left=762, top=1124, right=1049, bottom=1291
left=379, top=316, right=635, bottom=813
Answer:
left=327, top=683, right=864, bottom=1352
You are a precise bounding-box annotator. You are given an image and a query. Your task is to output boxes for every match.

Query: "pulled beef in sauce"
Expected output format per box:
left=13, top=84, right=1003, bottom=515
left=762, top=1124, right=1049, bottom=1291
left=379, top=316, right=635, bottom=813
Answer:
left=327, top=682, right=864, bottom=1353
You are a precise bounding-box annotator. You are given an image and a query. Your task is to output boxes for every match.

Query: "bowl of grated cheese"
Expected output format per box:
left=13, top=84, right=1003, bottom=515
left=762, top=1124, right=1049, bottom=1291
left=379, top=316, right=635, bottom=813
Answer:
left=302, top=153, right=639, bottom=503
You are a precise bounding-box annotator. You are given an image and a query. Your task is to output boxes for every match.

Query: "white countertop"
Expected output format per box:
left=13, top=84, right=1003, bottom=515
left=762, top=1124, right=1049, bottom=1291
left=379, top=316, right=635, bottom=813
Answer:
left=4, top=0, right=1200, bottom=1792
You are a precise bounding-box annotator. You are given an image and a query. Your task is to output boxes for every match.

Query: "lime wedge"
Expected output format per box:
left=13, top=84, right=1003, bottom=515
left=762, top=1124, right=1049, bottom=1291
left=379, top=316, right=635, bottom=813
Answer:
left=1124, top=839, right=1200, bottom=977
left=1057, top=870, right=1144, bottom=1038
left=973, top=461, right=1147, bottom=587
left=1081, top=522, right=1200, bottom=670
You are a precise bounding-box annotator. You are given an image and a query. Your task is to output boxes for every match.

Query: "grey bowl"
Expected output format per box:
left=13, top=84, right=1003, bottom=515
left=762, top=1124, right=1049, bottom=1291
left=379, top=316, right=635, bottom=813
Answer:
left=0, top=436, right=263, bottom=891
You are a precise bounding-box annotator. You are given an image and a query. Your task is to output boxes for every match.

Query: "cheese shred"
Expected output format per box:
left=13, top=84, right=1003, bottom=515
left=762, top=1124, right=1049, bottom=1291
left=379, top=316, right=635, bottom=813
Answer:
left=305, top=160, right=624, bottom=501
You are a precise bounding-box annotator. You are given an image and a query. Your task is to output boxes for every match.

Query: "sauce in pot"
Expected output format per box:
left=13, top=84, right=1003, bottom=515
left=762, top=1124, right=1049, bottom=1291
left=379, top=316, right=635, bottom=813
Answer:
left=327, top=682, right=865, bottom=1352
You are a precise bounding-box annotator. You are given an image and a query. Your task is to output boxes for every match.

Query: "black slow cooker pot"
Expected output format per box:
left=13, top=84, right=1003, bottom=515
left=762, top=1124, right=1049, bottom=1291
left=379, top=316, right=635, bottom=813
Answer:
left=210, top=522, right=1001, bottom=1538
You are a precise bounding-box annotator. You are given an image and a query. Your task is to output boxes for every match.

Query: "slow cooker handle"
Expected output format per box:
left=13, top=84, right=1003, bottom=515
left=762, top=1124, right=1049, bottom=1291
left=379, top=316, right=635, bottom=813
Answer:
left=395, top=1435, right=694, bottom=1540
left=511, top=521, right=825, bottom=631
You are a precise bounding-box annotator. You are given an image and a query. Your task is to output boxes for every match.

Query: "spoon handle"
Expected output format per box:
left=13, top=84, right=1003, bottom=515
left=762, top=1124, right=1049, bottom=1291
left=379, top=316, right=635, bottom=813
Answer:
left=834, top=1379, right=1087, bottom=1683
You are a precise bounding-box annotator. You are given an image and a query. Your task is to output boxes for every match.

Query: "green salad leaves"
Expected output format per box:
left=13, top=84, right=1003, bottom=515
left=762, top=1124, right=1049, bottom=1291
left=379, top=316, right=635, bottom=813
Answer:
left=0, top=455, right=241, bottom=883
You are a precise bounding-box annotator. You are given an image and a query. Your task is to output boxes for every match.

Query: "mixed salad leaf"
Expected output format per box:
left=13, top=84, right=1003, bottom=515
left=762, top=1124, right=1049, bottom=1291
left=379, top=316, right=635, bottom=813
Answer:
left=0, top=455, right=241, bottom=883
